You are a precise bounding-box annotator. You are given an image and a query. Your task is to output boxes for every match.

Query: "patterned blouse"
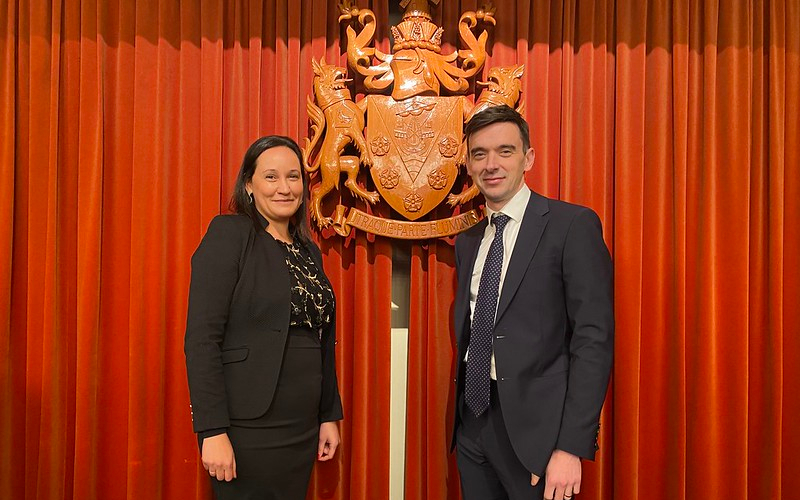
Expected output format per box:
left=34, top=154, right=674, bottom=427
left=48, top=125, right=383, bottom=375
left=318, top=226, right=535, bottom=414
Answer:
left=278, top=240, right=335, bottom=333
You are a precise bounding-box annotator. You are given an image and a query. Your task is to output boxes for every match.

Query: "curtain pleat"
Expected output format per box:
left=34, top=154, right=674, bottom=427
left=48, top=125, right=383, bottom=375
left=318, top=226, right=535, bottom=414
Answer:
left=776, top=1, right=800, bottom=496
left=405, top=239, right=460, bottom=500
left=0, top=0, right=17, bottom=497
left=2, top=1, right=799, bottom=499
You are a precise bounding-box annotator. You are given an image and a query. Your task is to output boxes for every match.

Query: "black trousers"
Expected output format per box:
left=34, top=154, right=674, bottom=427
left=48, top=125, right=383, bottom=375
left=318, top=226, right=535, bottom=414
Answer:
left=457, top=381, right=544, bottom=500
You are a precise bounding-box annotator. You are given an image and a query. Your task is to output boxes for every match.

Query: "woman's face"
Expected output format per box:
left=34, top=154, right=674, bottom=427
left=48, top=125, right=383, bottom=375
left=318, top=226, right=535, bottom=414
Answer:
left=246, top=146, right=304, bottom=226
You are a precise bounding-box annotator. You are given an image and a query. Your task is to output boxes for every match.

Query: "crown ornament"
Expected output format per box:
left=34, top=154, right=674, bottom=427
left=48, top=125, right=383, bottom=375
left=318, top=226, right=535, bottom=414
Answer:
left=391, top=20, right=444, bottom=52
left=339, top=0, right=496, bottom=98
left=391, top=0, right=443, bottom=52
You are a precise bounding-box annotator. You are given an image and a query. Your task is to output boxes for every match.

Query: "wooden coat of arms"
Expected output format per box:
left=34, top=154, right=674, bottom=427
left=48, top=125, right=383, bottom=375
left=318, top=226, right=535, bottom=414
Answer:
left=303, top=0, right=524, bottom=239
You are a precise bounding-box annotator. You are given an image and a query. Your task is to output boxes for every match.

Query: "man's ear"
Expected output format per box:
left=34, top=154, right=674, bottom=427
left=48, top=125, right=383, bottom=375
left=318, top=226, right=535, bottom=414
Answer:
left=524, top=147, right=535, bottom=172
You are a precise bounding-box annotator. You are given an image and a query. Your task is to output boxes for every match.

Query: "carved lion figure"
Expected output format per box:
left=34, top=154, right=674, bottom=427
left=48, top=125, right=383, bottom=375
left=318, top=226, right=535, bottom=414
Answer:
left=448, top=64, right=525, bottom=207
left=303, top=58, right=379, bottom=228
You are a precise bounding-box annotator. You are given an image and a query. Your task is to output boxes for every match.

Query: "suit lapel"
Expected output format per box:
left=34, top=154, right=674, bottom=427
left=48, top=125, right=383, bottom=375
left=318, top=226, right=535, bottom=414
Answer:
left=495, top=193, right=549, bottom=323
left=455, top=218, right=487, bottom=343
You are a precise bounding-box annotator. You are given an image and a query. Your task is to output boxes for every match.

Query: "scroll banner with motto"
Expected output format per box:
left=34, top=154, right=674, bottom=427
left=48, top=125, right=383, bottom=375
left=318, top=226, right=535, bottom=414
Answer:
left=303, top=0, right=524, bottom=240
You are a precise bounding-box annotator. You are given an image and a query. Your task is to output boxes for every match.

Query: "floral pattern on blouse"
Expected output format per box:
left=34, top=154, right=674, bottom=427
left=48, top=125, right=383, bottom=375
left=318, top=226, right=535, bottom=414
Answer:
left=278, top=240, right=334, bottom=333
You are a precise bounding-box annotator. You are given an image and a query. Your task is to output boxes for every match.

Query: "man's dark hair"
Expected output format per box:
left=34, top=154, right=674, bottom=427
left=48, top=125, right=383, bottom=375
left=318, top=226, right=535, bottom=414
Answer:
left=229, top=135, right=311, bottom=245
left=464, top=104, right=531, bottom=152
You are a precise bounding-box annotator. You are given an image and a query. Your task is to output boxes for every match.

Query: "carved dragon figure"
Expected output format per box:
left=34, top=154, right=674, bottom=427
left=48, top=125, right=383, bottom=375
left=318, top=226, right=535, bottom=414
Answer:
left=303, top=59, right=379, bottom=228
left=448, top=64, right=525, bottom=206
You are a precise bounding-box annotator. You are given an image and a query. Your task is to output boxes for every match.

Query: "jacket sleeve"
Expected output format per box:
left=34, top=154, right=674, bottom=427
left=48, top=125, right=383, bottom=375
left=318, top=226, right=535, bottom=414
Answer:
left=555, top=208, right=614, bottom=459
left=310, top=243, right=343, bottom=422
left=319, top=312, right=344, bottom=422
left=184, top=215, right=244, bottom=433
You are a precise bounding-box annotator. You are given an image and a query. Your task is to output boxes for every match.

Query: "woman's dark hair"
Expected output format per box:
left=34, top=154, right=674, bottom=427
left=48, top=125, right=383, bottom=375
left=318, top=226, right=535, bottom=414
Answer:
left=229, top=135, right=312, bottom=245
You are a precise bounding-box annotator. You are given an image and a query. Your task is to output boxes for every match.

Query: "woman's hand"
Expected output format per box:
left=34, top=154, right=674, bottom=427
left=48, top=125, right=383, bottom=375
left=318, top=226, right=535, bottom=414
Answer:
left=201, top=433, right=237, bottom=481
left=317, top=422, right=340, bottom=461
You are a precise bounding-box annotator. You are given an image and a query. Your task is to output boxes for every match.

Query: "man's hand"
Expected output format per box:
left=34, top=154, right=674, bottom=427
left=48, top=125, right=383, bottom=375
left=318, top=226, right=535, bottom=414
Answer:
left=318, top=421, right=341, bottom=461
left=201, top=433, right=237, bottom=482
left=531, top=449, right=581, bottom=500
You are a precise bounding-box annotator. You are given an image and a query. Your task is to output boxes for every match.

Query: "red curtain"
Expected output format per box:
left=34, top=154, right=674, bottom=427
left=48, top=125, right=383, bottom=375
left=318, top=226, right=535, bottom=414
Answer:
left=2, top=1, right=799, bottom=500
left=404, top=1, right=800, bottom=500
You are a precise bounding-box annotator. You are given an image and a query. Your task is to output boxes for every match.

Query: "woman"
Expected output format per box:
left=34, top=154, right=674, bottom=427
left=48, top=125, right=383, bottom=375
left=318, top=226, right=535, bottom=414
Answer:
left=185, top=135, right=342, bottom=499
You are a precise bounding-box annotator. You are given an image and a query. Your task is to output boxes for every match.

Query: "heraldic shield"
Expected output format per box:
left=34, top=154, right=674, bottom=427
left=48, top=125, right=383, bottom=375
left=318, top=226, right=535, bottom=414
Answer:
left=366, top=96, right=462, bottom=221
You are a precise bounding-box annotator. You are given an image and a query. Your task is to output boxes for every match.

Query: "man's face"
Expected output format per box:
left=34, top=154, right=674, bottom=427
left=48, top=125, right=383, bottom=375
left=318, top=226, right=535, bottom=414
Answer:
left=466, top=122, right=534, bottom=211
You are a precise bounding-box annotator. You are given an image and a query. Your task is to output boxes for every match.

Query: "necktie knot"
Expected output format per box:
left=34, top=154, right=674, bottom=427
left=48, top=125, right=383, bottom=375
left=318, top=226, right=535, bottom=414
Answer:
left=492, top=213, right=510, bottom=232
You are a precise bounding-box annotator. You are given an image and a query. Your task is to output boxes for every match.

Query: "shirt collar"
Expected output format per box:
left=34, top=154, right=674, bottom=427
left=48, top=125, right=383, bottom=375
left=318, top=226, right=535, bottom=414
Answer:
left=484, top=185, right=531, bottom=224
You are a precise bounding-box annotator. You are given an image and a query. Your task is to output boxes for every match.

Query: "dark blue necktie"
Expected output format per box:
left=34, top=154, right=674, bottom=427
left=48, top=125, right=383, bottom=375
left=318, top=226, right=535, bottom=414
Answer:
left=465, top=213, right=510, bottom=417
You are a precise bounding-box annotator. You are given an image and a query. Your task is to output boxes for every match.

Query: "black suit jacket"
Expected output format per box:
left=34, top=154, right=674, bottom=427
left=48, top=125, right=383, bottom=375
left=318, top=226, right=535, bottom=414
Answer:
left=184, top=214, right=343, bottom=433
left=452, top=191, right=613, bottom=475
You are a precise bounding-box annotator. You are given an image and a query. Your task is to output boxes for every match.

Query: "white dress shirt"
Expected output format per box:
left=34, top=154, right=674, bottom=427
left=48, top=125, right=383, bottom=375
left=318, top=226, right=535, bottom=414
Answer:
left=466, top=185, right=531, bottom=379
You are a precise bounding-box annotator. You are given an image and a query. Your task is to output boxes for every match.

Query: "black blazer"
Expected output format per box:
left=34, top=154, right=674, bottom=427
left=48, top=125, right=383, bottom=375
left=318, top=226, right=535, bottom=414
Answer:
left=185, top=214, right=343, bottom=433
left=452, top=191, right=614, bottom=475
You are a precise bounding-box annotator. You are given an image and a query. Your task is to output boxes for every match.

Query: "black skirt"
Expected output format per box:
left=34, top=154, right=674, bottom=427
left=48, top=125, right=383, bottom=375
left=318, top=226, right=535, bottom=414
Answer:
left=212, top=327, right=322, bottom=500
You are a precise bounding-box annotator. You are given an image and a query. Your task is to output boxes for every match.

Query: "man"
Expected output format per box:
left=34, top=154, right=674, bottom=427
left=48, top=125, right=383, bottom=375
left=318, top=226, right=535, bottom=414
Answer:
left=451, top=105, right=613, bottom=500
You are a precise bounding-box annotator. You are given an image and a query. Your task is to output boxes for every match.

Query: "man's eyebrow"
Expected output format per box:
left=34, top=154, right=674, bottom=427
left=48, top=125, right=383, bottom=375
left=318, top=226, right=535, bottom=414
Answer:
left=469, top=144, right=517, bottom=154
